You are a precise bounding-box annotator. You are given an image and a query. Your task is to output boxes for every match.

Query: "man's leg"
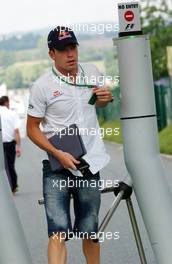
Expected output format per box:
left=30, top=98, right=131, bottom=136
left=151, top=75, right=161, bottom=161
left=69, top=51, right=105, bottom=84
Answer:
left=4, top=141, right=18, bottom=191
left=82, top=239, right=100, bottom=264
left=72, top=172, right=101, bottom=264
left=3, top=143, right=13, bottom=190
left=48, top=234, right=67, bottom=264
left=42, top=161, right=73, bottom=264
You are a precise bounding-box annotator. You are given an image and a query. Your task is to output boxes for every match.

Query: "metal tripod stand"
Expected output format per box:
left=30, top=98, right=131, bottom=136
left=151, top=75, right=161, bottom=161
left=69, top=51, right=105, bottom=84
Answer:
left=38, top=181, right=147, bottom=264
left=96, top=182, right=147, bottom=264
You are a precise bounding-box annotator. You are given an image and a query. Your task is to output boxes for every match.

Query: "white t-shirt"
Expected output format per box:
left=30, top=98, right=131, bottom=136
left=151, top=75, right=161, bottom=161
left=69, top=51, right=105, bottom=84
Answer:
left=0, top=106, right=20, bottom=142
left=28, top=63, right=110, bottom=175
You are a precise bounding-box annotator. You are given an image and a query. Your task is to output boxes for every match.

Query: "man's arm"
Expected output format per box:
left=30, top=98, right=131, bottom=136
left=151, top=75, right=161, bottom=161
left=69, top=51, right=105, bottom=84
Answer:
left=93, top=87, right=113, bottom=107
left=26, top=115, right=80, bottom=170
left=14, top=128, right=21, bottom=157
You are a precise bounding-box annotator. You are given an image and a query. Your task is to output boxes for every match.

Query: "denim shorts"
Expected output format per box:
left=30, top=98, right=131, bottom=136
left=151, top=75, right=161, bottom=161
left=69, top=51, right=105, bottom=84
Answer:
left=42, top=160, right=101, bottom=240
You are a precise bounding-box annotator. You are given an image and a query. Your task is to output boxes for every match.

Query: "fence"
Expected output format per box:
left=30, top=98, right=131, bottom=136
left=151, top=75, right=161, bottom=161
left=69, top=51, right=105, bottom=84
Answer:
left=96, top=79, right=172, bottom=131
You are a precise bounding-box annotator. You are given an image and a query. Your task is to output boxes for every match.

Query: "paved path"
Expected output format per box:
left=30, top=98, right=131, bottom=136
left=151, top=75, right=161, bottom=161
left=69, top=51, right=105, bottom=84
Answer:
left=13, top=139, right=172, bottom=264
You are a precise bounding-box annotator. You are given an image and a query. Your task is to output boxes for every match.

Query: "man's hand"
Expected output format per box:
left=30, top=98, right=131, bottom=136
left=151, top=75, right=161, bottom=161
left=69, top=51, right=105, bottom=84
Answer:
left=16, top=145, right=21, bottom=157
left=93, top=87, right=113, bottom=107
left=54, top=150, right=80, bottom=170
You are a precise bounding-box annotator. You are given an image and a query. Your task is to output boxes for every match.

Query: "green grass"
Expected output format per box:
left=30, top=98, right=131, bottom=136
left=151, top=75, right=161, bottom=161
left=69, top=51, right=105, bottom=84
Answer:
left=100, top=120, right=172, bottom=155
left=159, top=125, right=172, bottom=155
left=100, top=120, right=122, bottom=144
left=88, top=60, right=105, bottom=73
left=13, top=59, right=49, bottom=67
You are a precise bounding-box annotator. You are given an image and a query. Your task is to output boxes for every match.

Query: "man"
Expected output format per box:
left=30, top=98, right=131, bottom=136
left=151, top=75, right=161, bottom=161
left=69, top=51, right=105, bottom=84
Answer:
left=0, top=96, right=21, bottom=194
left=27, top=26, right=113, bottom=264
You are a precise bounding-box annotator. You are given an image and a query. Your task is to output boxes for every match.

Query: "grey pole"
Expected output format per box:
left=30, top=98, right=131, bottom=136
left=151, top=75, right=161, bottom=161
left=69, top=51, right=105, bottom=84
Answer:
left=0, top=118, right=32, bottom=264
left=115, top=34, right=172, bottom=264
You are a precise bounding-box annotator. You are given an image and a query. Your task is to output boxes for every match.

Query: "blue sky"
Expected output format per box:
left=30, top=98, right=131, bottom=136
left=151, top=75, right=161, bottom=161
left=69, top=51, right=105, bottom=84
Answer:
left=0, top=0, right=134, bottom=34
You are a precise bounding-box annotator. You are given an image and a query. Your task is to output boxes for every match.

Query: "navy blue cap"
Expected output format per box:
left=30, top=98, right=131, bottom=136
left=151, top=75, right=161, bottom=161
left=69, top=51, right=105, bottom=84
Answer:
left=47, top=26, right=79, bottom=51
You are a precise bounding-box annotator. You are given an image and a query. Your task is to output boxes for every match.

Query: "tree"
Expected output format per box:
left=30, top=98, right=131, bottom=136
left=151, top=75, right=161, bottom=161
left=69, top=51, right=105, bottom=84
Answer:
left=5, top=68, right=23, bottom=89
left=103, top=48, right=118, bottom=77
left=0, top=51, right=14, bottom=67
left=37, top=37, right=49, bottom=60
left=0, top=33, right=41, bottom=51
left=141, top=0, right=172, bottom=80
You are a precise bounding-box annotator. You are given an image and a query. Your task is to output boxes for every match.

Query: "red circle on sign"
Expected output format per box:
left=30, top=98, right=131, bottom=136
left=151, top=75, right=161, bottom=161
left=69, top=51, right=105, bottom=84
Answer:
left=124, top=10, right=134, bottom=22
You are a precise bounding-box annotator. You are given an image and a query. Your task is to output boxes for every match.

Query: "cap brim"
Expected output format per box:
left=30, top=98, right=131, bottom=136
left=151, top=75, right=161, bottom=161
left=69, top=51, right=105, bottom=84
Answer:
left=54, top=39, right=79, bottom=51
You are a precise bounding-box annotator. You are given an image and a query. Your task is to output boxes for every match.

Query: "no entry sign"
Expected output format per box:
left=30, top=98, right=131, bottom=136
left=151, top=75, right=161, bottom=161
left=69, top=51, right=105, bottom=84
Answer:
left=118, top=2, right=142, bottom=36
left=124, top=10, right=134, bottom=22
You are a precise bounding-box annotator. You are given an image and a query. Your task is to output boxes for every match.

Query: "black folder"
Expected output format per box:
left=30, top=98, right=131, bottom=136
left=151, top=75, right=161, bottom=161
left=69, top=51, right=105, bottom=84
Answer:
left=47, top=124, right=87, bottom=171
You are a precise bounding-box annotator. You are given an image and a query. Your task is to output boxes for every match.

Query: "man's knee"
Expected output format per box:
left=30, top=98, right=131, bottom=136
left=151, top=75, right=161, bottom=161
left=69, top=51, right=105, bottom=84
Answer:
left=82, top=238, right=100, bottom=246
left=49, top=232, right=66, bottom=245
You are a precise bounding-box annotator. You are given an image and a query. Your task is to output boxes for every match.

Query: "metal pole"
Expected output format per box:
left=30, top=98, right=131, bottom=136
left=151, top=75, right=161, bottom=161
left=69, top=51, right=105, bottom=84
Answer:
left=115, top=33, right=172, bottom=264
left=0, top=118, right=32, bottom=264
left=126, top=198, right=147, bottom=264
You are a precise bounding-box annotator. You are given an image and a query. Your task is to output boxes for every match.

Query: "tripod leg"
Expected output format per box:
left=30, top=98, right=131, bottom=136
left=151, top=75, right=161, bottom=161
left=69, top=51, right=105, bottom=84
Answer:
left=126, top=198, right=147, bottom=264
left=95, top=190, right=124, bottom=241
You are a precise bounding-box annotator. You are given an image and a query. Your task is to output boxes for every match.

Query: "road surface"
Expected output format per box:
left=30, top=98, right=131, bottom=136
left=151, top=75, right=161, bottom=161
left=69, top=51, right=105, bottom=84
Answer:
left=13, top=139, right=172, bottom=264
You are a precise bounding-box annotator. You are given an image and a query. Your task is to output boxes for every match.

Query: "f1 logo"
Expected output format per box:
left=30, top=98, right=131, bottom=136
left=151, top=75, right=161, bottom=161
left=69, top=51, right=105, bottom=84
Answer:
left=125, top=23, right=135, bottom=30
